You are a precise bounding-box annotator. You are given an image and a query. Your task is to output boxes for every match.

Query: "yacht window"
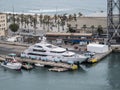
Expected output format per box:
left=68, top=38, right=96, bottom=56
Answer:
left=33, top=49, right=46, bottom=52
left=63, top=55, right=74, bottom=57
left=50, top=51, right=65, bottom=53
left=28, top=53, right=47, bottom=56
left=34, top=45, right=43, bottom=48
left=46, top=45, right=56, bottom=48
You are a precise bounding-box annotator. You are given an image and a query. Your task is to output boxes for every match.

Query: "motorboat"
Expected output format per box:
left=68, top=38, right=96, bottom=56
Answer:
left=21, top=36, right=88, bottom=64
left=1, top=57, right=22, bottom=70
left=34, top=63, right=44, bottom=67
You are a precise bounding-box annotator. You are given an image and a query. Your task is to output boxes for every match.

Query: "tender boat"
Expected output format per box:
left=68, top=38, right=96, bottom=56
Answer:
left=21, top=36, right=88, bottom=64
left=35, top=63, right=44, bottom=67
left=1, top=57, right=22, bottom=70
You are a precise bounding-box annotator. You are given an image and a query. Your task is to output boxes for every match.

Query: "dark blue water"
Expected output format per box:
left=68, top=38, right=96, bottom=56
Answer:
left=0, top=0, right=106, bottom=15
left=0, top=53, right=120, bottom=90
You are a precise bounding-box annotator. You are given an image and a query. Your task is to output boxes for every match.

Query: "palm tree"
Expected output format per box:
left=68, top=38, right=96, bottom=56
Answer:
left=16, top=16, right=20, bottom=24
left=9, top=12, right=19, bottom=35
left=78, top=12, right=83, bottom=17
left=25, top=15, right=30, bottom=32
left=67, top=23, right=71, bottom=32
left=54, top=14, right=57, bottom=23
left=43, top=15, right=48, bottom=31
left=20, top=14, right=24, bottom=29
left=91, top=25, right=95, bottom=34
left=97, top=25, right=103, bottom=36
left=82, top=24, right=87, bottom=33
left=33, top=15, right=37, bottom=34
left=29, top=15, right=33, bottom=28
left=67, top=23, right=76, bottom=33
left=42, top=18, right=46, bottom=30
left=46, top=15, right=51, bottom=32
left=7, top=14, right=12, bottom=23
left=39, top=14, right=43, bottom=27
left=68, top=14, right=73, bottom=21
left=73, top=13, right=77, bottom=21
left=57, top=20, right=60, bottom=32
left=61, top=19, right=65, bottom=31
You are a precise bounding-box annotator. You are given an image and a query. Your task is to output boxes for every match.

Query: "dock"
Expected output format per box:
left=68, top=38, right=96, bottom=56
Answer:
left=48, top=67, right=68, bottom=72
left=0, top=55, right=78, bottom=70
left=87, top=49, right=112, bottom=63
left=111, top=45, right=120, bottom=52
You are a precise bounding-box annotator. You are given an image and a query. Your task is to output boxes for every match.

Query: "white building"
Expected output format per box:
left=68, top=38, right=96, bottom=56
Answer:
left=87, top=43, right=109, bottom=53
left=0, top=13, right=7, bottom=36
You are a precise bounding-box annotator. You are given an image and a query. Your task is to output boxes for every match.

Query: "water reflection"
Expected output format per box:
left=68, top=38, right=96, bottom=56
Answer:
left=0, top=53, right=120, bottom=90
left=107, top=53, right=120, bottom=90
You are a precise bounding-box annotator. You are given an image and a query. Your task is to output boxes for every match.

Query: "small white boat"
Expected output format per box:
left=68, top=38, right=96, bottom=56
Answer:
left=1, top=57, right=22, bottom=70
left=35, top=63, right=44, bottom=67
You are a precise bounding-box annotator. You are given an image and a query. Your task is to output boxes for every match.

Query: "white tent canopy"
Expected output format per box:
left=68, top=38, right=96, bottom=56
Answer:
left=87, top=43, right=109, bottom=53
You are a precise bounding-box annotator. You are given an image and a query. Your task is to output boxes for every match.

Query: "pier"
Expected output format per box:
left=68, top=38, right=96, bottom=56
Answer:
left=48, top=67, right=68, bottom=72
left=111, top=45, right=120, bottom=52
left=0, top=55, right=78, bottom=71
left=0, top=41, right=115, bottom=71
left=87, top=49, right=112, bottom=63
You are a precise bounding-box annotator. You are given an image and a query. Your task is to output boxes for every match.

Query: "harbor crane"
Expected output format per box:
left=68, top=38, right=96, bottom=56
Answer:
left=107, top=0, right=120, bottom=43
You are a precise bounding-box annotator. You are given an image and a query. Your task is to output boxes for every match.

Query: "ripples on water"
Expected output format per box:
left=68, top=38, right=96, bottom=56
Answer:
left=0, top=53, right=120, bottom=90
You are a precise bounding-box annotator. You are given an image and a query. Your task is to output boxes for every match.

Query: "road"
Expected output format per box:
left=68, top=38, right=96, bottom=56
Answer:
left=0, top=43, right=27, bottom=55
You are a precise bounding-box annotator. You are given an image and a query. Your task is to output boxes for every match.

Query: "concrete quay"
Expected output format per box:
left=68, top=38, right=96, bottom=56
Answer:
left=87, top=49, right=112, bottom=63
left=0, top=40, right=117, bottom=68
left=0, top=55, right=78, bottom=70
left=111, top=45, right=120, bottom=52
left=48, top=67, right=68, bottom=72
left=0, top=40, right=29, bottom=47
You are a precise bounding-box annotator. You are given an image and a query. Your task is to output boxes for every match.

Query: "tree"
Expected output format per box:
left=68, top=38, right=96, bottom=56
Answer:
left=97, top=25, right=103, bottom=36
left=43, top=15, right=51, bottom=32
left=54, top=14, right=57, bottom=23
left=33, top=16, right=37, bottom=34
left=39, top=14, right=43, bottom=27
left=91, top=25, right=95, bottom=34
left=68, top=14, right=73, bottom=21
left=20, top=14, right=24, bottom=29
left=67, top=24, right=76, bottom=33
left=9, top=23, right=19, bottom=34
left=61, top=19, right=65, bottom=31
left=73, top=13, right=77, bottom=21
left=82, top=24, right=87, bottom=33
left=78, top=12, right=83, bottom=17
left=57, top=20, right=60, bottom=32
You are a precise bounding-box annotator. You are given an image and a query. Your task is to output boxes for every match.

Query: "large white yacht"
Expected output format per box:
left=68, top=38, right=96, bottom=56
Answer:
left=21, top=37, right=88, bottom=64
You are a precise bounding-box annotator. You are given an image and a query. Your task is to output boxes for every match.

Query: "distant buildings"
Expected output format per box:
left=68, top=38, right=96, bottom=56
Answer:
left=0, top=13, right=7, bottom=36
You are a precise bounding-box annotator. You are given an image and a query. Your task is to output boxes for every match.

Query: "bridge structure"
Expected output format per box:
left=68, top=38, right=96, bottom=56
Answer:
left=107, top=0, right=120, bottom=43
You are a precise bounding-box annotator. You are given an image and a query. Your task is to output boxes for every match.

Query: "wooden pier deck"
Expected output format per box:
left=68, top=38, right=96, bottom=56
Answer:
left=48, top=67, right=68, bottom=72
left=0, top=55, right=77, bottom=70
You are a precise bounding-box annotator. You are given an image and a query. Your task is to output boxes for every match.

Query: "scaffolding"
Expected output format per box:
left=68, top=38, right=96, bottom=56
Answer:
left=107, top=0, right=120, bottom=43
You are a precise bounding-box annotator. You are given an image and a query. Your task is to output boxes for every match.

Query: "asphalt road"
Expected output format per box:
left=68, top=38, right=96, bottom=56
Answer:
left=0, top=43, right=27, bottom=55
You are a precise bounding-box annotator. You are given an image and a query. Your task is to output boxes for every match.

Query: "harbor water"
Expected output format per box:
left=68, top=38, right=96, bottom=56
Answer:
left=0, top=53, right=120, bottom=90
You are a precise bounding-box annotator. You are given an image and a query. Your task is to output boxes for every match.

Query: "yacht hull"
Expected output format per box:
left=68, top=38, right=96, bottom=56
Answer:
left=23, top=54, right=87, bottom=63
